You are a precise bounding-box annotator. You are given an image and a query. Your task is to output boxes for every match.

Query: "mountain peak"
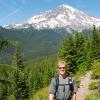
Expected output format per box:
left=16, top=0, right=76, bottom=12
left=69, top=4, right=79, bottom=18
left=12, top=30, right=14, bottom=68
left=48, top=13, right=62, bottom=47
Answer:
left=4, top=4, right=100, bottom=32
left=58, top=4, right=76, bottom=12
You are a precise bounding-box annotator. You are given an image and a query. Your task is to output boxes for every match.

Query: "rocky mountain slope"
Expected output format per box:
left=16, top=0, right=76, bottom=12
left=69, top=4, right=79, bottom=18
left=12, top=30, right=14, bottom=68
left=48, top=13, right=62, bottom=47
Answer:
left=5, top=4, right=100, bottom=32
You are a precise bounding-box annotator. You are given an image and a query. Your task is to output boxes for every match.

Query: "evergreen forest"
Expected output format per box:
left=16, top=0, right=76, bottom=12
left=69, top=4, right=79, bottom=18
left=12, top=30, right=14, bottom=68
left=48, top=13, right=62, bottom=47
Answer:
left=0, top=25, right=100, bottom=100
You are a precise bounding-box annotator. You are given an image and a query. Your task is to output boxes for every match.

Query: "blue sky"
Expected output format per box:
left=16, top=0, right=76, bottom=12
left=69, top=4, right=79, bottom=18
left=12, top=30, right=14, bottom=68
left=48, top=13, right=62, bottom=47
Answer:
left=0, top=0, right=100, bottom=26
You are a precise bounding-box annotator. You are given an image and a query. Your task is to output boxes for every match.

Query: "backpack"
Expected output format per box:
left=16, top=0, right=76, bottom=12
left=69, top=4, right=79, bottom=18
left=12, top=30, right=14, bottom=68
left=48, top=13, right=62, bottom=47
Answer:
left=54, top=75, right=74, bottom=100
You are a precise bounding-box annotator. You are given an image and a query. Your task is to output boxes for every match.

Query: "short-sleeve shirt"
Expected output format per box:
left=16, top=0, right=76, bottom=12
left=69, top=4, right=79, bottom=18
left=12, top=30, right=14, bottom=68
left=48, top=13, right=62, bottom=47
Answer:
left=49, top=75, right=77, bottom=100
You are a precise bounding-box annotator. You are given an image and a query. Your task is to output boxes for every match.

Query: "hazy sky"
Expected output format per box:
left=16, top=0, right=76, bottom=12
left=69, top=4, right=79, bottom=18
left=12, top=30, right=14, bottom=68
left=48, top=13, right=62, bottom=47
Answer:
left=0, top=0, right=100, bottom=26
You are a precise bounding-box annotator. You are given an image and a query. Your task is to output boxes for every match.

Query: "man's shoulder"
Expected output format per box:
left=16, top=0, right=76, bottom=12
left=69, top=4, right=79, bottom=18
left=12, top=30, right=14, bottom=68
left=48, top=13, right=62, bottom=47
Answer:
left=51, top=76, right=58, bottom=83
left=53, top=75, right=73, bottom=79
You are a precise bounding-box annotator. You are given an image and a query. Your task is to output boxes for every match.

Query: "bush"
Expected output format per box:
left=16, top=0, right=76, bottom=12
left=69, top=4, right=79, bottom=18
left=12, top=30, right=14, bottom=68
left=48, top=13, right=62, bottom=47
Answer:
left=30, top=87, right=49, bottom=100
left=91, top=73, right=98, bottom=79
left=91, top=60, right=100, bottom=79
left=85, top=92, right=100, bottom=100
left=97, top=81, right=100, bottom=92
left=89, top=82, right=97, bottom=90
left=76, top=80, right=81, bottom=88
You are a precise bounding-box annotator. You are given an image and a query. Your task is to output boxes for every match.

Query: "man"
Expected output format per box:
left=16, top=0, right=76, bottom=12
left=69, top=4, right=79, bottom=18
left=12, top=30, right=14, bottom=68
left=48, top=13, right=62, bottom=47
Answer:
left=49, top=60, right=77, bottom=100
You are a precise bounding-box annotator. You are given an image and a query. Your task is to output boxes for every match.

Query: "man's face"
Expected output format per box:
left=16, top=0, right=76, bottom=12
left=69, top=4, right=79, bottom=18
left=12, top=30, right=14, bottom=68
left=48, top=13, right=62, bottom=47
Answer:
left=58, top=63, right=67, bottom=75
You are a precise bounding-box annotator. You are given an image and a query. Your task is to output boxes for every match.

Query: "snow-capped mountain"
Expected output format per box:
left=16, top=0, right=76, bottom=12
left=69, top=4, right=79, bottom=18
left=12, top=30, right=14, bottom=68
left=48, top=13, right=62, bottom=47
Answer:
left=5, top=4, right=100, bottom=32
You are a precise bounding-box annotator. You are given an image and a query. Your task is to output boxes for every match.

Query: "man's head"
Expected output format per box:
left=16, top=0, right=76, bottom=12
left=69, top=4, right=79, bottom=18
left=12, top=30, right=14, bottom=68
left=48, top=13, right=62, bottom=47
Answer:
left=57, top=60, right=68, bottom=76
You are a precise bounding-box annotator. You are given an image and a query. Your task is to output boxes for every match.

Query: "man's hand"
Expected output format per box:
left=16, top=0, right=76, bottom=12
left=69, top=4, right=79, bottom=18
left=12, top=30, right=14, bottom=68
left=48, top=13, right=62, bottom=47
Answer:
left=49, top=94, right=54, bottom=100
left=72, top=93, right=76, bottom=100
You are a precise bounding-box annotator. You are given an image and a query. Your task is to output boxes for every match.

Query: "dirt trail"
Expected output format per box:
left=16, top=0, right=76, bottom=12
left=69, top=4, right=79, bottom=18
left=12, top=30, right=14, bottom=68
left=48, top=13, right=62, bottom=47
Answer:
left=76, top=71, right=92, bottom=100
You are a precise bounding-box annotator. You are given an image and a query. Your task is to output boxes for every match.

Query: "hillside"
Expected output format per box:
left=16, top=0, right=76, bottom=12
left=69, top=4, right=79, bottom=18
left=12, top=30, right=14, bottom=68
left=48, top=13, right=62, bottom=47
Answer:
left=0, top=27, right=65, bottom=63
left=1, top=4, right=100, bottom=62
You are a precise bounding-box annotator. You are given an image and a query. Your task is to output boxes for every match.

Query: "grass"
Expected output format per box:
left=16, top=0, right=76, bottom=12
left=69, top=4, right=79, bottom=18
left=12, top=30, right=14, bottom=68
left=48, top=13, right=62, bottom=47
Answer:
left=30, top=86, right=49, bottom=100
left=85, top=92, right=100, bottom=100
left=30, top=60, right=100, bottom=100
left=74, top=65, right=89, bottom=88
left=89, top=82, right=97, bottom=90
left=86, top=60, right=100, bottom=100
left=91, top=60, right=100, bottom=79
left=76, top=80, right=81, bottom=88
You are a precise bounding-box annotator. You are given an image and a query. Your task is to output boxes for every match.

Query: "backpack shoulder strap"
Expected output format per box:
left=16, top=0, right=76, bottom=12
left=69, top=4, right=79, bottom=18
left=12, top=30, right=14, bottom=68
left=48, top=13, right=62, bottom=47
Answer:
left=54, top=75, right=59, bottom=96
left=68, top=76, right=74, bottom=93
left=68, top=76, right=73, bottom=84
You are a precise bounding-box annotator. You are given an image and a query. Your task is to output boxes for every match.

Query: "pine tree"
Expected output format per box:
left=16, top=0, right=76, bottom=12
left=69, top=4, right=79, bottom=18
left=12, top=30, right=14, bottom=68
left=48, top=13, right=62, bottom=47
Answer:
left=74, top=32, right=85, bottom=68
left=12, top=45, right=29, bottom=100
left=82, top=36, right=92, bottom=68
left=13, top=70, right=29, bottom=100
left=12, top=46, right=24, bottom=71
left=0, top=70, right=11, bottom=100
left=91, top=25, right=100, bottom=60
left=0, top=40, right=9, bottom=49
left=58, top=35, right=68, bottom=61
left=58, top=35, right=77, bottom=74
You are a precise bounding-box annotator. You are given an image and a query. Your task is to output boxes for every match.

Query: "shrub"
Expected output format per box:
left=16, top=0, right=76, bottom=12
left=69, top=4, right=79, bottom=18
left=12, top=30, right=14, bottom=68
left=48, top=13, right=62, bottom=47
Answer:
left=91, top=60, right=100, bottom=79
left=89, top=82, right=97, bottom=90
left=85, top=92, right=100, bottom=100
left=97, top=81, right=100, bottom=92
left=76, top=80, right=81, bottom=88
left=30, top=87, right=49, bottom=100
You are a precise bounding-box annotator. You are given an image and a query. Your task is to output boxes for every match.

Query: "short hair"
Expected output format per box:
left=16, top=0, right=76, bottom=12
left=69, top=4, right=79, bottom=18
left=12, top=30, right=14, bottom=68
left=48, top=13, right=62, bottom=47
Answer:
left=57, top=60, right=68, bottom=67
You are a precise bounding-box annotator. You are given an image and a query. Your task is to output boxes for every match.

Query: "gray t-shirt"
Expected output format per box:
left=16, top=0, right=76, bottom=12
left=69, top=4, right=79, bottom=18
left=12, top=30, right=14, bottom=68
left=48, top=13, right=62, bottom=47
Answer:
left=49, top=75, right=77, bottom=100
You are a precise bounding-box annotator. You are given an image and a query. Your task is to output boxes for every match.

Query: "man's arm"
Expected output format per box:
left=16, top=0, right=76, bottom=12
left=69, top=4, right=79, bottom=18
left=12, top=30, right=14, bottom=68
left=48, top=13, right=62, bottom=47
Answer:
left=72, top=79, right=77, bottom=100
left=72, top=93, right=76, bottom=100
left=49, top=93, right=54, bottom=100
left=49, top=78, right=56, bottom=100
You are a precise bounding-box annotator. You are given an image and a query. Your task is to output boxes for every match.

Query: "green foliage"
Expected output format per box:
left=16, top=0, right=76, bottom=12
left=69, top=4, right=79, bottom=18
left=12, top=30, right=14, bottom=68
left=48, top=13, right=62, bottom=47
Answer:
left=12, top=45, right=29, bottom=100
left=25, top=56, right=57, bottom=96
left=12, top=46, right=24, bottom=71
left=0, top=64, right=15, bottom=100
left=58, top=25, right=100, bottom=75
left=91, top=60, right=100, bottom=79
left=58, top=34, right=77, bottom=74
left=85, top=92, right=100, bottom=100
left=13, top=70, right=29, bottom=100
left=0, top=25, right=100, bottom=100
left=58, top=33, right=87, bottom=74
left=0, top=40, right=9, bottom=49
left=76, top=80, right=81, bottom=88
left=0, top=27, right=64, bottom=60
left=91, top=25, right=100, bottom=60
left=0, top=40, right=18, bottom=64
left=89, top=82, right=97, bottom=90
left=76, top=64, right=88, bottom=76
left=31, top=87, right=49, bottom=100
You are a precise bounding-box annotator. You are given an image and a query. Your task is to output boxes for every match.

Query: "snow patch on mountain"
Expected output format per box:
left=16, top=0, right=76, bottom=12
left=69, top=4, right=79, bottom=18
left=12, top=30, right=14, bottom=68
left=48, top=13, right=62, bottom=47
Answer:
left=59, top=4, right=76, bottom=12
left=4, top=4, right=100, bottom=32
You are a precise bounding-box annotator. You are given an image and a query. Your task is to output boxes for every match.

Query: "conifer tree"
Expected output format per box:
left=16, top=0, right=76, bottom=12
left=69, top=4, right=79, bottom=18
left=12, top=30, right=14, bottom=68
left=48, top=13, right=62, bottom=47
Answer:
left=58, top=35, right=68, bottom=60
left=74, top=32, right=85, bottom=68
left=0, top=40, right=9, bottom=49
left=12, top=46, right=24, bottom=71
left=12, top=45, right=29, bottom=100
left=0, top=71, right=8, bottom=100
left=13, top=70, right=29, bottom=100
left=91, top=25, right=100, bottom=60
left=82, top=36, right=92, bottom=68
left=58, top=35, right=77, bottom=74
